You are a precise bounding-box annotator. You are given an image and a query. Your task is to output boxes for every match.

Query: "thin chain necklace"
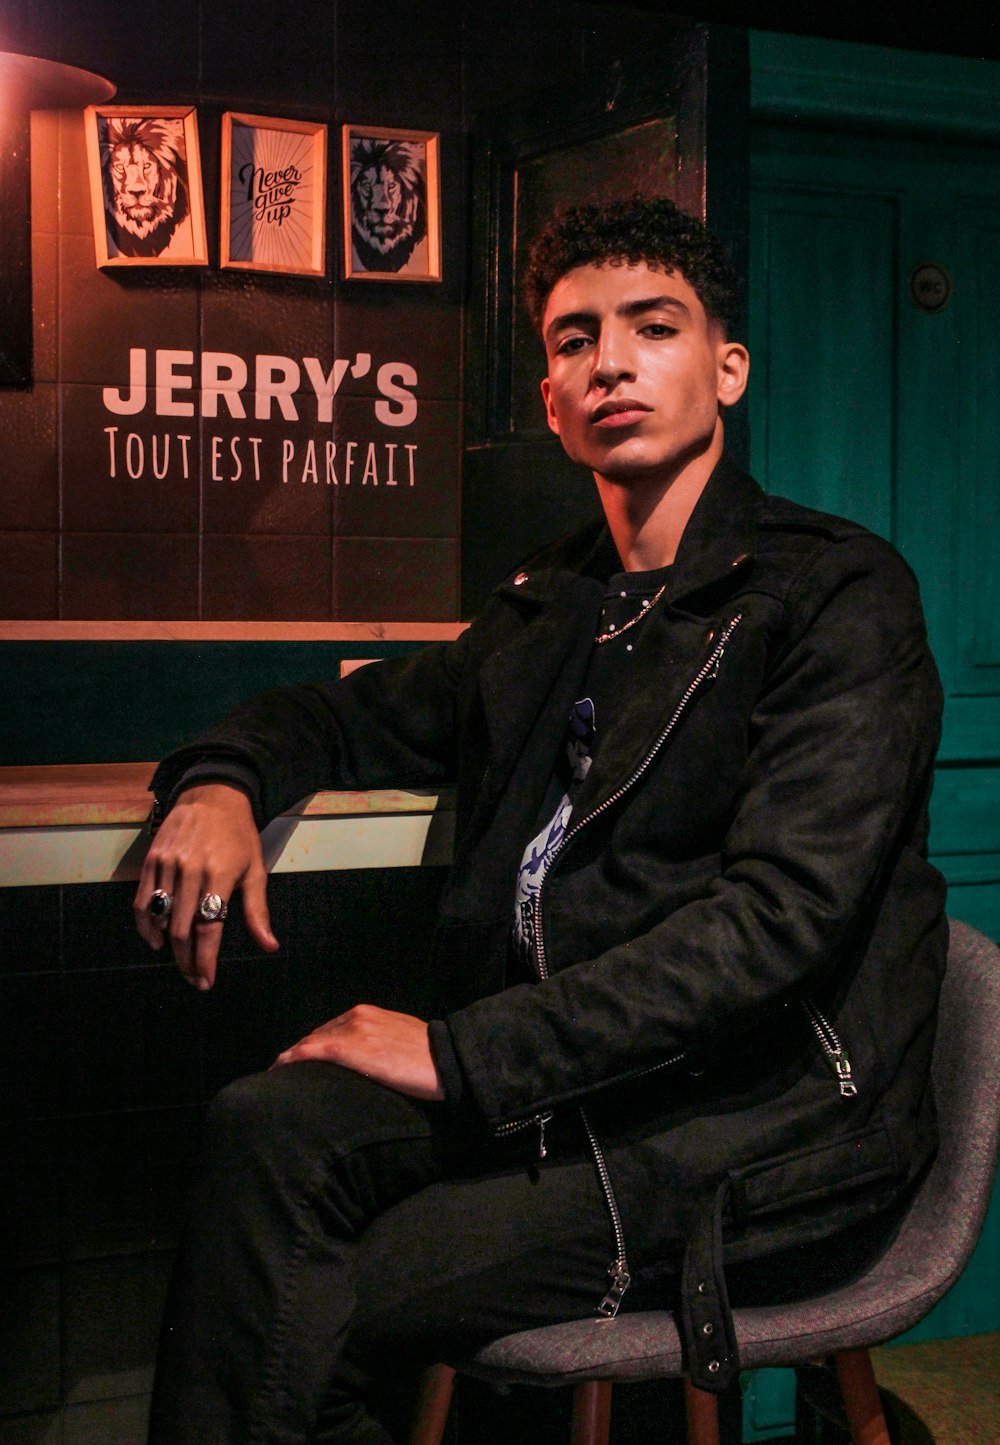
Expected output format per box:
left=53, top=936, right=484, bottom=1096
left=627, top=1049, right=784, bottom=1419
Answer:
left=594, top=583, right=668, bottom=645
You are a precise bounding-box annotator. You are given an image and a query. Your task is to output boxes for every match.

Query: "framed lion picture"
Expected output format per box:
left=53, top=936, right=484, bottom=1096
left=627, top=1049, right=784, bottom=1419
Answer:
left=341, top=125, right=441, bottom=282
left=84, top=105, right=208, bottom=267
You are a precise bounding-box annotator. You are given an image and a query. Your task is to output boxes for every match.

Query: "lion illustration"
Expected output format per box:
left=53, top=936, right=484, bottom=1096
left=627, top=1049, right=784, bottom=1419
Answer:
left=101, top=117, right=190, bottom=259
left=349, top=137, right=427, bottom=274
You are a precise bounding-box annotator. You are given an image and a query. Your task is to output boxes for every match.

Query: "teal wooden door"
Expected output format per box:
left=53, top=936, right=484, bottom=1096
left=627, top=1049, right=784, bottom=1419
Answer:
left=750, top=107, right=1000, bottom=1345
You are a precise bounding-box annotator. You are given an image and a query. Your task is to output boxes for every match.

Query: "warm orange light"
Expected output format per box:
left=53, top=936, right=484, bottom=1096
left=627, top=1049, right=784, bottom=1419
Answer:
left=0, top=51, right=115, bottom=114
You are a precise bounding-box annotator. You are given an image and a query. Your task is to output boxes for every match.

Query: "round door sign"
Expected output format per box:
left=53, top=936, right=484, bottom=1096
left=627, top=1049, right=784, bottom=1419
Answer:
left=909, top=263, right=951, bottom=312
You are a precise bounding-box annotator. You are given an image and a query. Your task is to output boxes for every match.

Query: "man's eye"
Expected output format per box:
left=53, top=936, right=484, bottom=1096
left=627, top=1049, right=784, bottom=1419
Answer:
left=642, top=323, right=677, bottom=338
left=556, top=336, right=590, bottom=356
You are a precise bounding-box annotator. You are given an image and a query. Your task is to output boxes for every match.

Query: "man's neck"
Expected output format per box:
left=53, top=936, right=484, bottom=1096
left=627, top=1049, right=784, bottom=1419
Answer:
left=594, top=438, right=723, bottom=572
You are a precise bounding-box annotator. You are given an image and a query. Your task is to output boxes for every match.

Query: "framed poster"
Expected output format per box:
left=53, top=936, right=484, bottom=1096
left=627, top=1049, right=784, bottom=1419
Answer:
left=84, top=105, right=207, bottom=267
left=341, top=125, right=441, bottom=282
left=221, top=113, right=327, bottom=276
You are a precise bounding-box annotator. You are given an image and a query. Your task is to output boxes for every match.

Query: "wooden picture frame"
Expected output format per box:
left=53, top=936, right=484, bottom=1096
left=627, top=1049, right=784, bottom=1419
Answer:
left=221, top=112, right=327, bottom=276
left=83, top=105, right=207, bottom=267
left=341, top=124, right=441, bottom=282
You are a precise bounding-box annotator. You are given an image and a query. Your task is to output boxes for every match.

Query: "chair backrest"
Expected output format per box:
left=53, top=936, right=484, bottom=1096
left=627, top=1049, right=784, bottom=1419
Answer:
left=920, top=919, right=1000, bottom=1273
left=449, top=918, right=1000, bottom=1387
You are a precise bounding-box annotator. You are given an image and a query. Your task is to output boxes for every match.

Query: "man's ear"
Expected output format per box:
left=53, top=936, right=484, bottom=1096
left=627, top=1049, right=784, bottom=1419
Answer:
left=716, top=341, right=750, bottom=410
left=540, top=377, right=561, bottom=437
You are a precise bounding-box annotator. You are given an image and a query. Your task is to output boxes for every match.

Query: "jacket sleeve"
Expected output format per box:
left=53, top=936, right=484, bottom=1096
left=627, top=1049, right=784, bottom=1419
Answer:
left=149, top=628, right=471, bottom=827
left=441, top=534, right=945, bottom=1128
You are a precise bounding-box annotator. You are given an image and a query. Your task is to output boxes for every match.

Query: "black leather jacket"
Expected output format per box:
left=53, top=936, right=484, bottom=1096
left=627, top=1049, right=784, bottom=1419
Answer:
left=152, top=457, right=947, bottom=1387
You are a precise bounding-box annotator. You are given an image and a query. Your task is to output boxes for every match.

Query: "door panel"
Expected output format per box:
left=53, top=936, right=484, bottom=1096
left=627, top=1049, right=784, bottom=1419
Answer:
left=751, top=188, right=897, bottom=534
left=751, top=118, right=1000, bottom=1346
left=960, top=201, right=1000, bottom=678
left=461, top=22, right=750, bottom=613
left=751, top=124, right=1000, bottom=917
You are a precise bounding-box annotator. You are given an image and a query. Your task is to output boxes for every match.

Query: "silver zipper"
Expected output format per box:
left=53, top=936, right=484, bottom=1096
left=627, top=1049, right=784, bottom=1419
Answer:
left=493, top=1110, right=555, bottom=1160
left=531, top=614, right=745, bottom=1318
left=580, top=1105, right=632, bottom=1315
left=803, top=999, right=858, bottom=1098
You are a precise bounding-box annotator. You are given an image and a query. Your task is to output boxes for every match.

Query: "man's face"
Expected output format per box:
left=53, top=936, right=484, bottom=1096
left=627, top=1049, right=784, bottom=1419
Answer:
left=539, top=261, right=746, bottom=490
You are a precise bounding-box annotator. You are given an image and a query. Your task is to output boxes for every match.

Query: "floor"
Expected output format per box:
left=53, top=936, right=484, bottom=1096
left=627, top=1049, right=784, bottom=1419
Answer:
left=871, top=1332, right=1000, bottom=1445
left=796, top=1333, right=1000, bottom=1444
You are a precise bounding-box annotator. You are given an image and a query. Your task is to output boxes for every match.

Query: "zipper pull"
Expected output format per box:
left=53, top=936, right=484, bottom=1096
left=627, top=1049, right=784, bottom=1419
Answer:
left=598, top=1259, right=632, bottom=1318
left=832, top=1051, right=858, bottom=1098
left=706, top=614, right=743, bottom=680
left=536, top=1110, right=554, bottom=1160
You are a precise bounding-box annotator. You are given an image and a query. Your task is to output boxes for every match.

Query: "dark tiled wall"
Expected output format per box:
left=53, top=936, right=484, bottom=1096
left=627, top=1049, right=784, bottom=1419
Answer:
left=0, top=867, right=448, bottom=1441
left=0, top=0, right=653, bottom=625
left=0, top=4, right=708, bottom=1440
left=1, top=95, right=463, bottom=622
left=0, top=638, right=435, bottom=766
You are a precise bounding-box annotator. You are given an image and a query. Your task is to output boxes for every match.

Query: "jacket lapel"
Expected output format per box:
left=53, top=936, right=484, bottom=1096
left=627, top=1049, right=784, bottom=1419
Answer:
left=477, top=570, right=603, bottom=807
left=471, top=457, right=763, bottom=828
left=567, top=605, right=726, bottom=820
left=569, top=458, right=762, bottom=818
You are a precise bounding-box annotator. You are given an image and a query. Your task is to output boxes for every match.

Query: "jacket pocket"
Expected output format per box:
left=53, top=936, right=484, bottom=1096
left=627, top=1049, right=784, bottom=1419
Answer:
left=728, top=1123, right=896, bottom=1230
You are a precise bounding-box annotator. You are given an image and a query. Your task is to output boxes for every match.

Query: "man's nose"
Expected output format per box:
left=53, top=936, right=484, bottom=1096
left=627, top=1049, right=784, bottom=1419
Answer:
left=590, top=327, right=635, bottom=386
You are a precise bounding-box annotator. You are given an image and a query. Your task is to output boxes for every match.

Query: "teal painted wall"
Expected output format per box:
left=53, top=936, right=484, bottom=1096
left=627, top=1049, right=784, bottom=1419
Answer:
left=749, top=35, right=1000, bottom=957
left=743, top=29, right=1000, bottom=1439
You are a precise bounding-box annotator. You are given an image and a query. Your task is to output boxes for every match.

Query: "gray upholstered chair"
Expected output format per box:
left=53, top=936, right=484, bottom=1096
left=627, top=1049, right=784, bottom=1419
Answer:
left=409, top=919, right=1000, bottom=1445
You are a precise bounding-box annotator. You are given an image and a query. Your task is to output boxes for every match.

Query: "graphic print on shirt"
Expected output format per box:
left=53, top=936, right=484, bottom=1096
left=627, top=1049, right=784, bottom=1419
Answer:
left=514, top=697, right=596, bottom=970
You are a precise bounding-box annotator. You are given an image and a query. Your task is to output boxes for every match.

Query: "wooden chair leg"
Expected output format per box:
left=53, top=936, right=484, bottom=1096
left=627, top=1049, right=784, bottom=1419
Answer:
left=571, top=1380, right=613, bottom=1445
left=684, top=1379, right=721, bottom=1445
left=835, top=1348, right=892, bottom=1445
left=408, top=1363, right=456, bottom=1445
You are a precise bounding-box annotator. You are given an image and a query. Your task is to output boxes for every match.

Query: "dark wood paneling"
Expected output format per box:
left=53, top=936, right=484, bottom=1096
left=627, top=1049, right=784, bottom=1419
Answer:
left=0, top=110, right=32, bottom=388
left=461, top=21, right=750, bottom=612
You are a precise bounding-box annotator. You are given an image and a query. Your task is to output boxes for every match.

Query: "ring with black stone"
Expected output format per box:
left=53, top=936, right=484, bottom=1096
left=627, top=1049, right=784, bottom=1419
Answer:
left=149, top=889, right=173, bottom=919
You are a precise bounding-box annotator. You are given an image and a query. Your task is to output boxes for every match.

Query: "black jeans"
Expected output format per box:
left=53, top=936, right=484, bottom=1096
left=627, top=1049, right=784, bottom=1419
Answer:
left=147, top=1061, right=623, bottom=1445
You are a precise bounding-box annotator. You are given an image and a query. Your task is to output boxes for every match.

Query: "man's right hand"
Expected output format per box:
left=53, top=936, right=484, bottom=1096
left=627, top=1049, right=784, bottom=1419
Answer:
left=133, top=783, right=279, bottom=990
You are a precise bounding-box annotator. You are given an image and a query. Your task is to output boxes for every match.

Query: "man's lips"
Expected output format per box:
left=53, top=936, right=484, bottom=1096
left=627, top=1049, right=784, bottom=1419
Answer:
left=589, top=399, right=652, bottom=428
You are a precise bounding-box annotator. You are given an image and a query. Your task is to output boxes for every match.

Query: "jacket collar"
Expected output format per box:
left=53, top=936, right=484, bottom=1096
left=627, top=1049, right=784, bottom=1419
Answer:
left=666, top=454, right=762, bottom=605
left=494, top=454, right=762, bottom=611
left=477, top=456, right=762, bottom=821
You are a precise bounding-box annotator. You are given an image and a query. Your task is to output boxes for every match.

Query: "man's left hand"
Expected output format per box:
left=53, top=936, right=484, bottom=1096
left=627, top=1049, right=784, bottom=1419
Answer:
left=273, top=1005, right=445, bottom=1101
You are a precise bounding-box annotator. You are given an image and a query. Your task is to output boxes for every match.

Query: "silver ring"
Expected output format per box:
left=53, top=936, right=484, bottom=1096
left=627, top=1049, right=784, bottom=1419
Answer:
left=149, top=889, right=173, bottom=919
left=198, top=892, right=229, bottom=924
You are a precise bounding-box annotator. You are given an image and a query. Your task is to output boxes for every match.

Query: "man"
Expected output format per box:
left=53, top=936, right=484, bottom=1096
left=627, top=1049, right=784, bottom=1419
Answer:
left=137, top=196, right=946, bottom=1444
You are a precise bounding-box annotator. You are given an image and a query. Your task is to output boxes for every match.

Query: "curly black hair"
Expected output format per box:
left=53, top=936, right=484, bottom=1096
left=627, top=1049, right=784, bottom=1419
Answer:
left=523, top=195, right=742, bottom=338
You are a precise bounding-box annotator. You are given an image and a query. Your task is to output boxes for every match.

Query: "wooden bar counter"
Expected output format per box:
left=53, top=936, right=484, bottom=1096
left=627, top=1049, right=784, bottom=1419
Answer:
left=0, top=762, right=455, bottom=887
